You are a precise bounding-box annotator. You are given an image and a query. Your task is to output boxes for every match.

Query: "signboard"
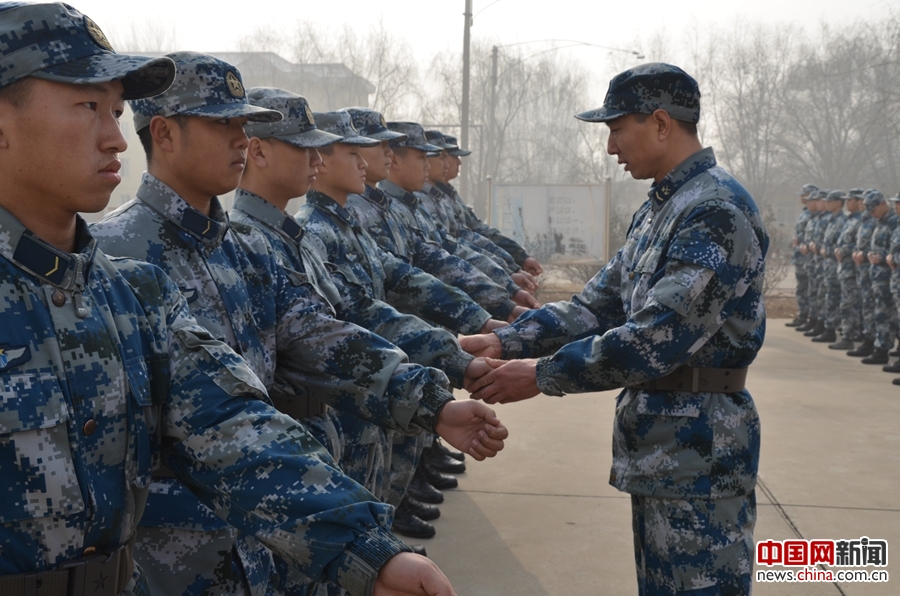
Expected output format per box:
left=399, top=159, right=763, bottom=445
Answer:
left=490, top=184, right=609, bottom=262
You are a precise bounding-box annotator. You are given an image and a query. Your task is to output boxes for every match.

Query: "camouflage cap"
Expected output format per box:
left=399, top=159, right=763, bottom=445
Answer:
left=387, top=122, right=443, bottom=153
left=848, top=188, right=866, bottom=198
left=812, top=190, right=830, bottom=200
left=864, top=190, right=885, bottom=211
left=0, top=2, right=174, bottom=100
left=130, top=51, right=282, bottom=131
left=888, top=192, right=900, bottom=204
left=244, top=87, right=341, bottom=149
left=313, top=110, right=380, bottom=146
left=575, top=62, right=701, bottom=124
left=826, top=189, right=848, bottom=201
left=345, top=107, right=408, bottom=142
left=799, top=183, right=819, bottom=196
left=424, top=130, right=454, bottom=150
left=442, top=134, right=472, bottom=157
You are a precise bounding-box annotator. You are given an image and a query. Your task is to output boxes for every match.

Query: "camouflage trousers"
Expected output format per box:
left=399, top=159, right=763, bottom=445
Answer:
left=858, top=264, right=876, bottom=340
left=870, top=266, right=897, bottom=350
left=793, top=257, right=810, bottom=320
left=631, top=492, right=755, bottom=596
left=821, top=259, right=842, bottom=330
left=806, top=258, right=823, bottom=319
left=385, top=431, right=428, bottom=506
left=838, top=263, right=862, bottom=340
left=814, top=258, right=829, bottom=321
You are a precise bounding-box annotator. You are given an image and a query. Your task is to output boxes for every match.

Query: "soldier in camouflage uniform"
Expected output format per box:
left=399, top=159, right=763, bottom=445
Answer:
left=91, top=54, right=506, bottom=596
left=861, top=191, right=897, bottom=364
left=803, top=191, right=833, bottom=339
left=436, top=132, right=545, bottom=279
left=462, top=63, right=765, bottom=595
left=830, top=189, right=866, bottom=350
left=796, top=194, right=824, bottom=334
left=847, top=190, right=881, bottom=357
left=341, top=108, right=532, bottom=321
left=0, top=4, right=462, bottom=596
left=882, top=193, right=900, bottom=376
left=811, top=190, right=848, bottom=343
left=788, top=184, right=816, bottom=327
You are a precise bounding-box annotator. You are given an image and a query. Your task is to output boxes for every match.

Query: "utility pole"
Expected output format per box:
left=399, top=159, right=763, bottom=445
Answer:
left=460, top=0, right=473, bottom=213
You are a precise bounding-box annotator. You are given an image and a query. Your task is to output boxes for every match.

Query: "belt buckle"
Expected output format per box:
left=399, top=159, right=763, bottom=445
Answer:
left=59, top=547, right=123, bottom=596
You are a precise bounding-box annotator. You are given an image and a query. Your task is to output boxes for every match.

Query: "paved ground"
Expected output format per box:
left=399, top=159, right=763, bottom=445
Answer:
left=418, top=320, right=899, bottom=595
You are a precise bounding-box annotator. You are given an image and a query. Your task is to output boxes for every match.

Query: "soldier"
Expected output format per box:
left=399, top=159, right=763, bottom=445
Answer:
left=788, top=183, right=817, bottom=327
left=847, top=190, right=880, bottom=357
left=0, top=3, right=460, bottom=596
left=883, top=193, right=900, bottom=376
left=461, top=63, right=765, bottom=595
left=803, top=190, right=833, bottom=338
left=438, top=132, right=544, bottom=278
left=811, top=190, right=848, bottom=343
left=830, top=189, right=866, bottom=350
left=796, top=193, right=824, bottom=333
left=861, top=191, right=897, bottom=364
left=91, top=54, right=506, bottom=595
left=342, top=108, right=533, bottom=321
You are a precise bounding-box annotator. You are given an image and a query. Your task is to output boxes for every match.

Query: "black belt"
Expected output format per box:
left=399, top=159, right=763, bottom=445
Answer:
left=0, top=539, right=133, bottom=596
left=270, top=393, right=328, bottom=420
left=631, top=366, right=748, bottom=393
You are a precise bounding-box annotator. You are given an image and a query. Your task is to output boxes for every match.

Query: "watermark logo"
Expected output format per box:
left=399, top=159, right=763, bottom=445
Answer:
left=756, top=538, right=889, bottom=584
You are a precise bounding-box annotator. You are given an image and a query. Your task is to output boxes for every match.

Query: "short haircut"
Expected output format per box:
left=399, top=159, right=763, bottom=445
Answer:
left=633, top=111, right=698, bottom=136
left=137, top=114, right=189, bottom=166
left=0, top=78, right=35, bottom=108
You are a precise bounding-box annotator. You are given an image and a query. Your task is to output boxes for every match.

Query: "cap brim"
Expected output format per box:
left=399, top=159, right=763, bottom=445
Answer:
left=180, top=102, right=283, bottom=123
left=32, top=54, right=176, bottom=100
left=575, top=106, right=630, bottom=123
left=448, top=148, right=472, bottom=156
left=365, top=129, right=408, bottom=142
left=338, top=134, right=381, bottom=147
left=274, top=128, right=343, bottom=149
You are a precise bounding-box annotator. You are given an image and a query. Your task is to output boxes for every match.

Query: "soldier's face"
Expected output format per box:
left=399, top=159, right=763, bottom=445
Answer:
left=605, top=113, right=666, bottom=181
left=267, top=138, right=322, bottom=197
left=427, top=153, right=447, bottom=184
left=446, top=155, right=461, bottom=180
left=320, top=143, right=368, bottom=195
left=392, top=149, right=430, bottom=192
left=359, top=141, right=392, bottom=183
left=894, top=202, right=900, bottom=216
left=0, top=79, right=127, bottom=215
left=172, top=116, right=250, bottom=197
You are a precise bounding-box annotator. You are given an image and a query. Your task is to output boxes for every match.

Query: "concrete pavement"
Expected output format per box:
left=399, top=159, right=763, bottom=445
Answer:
left=421, top=320, right=899, bottom=595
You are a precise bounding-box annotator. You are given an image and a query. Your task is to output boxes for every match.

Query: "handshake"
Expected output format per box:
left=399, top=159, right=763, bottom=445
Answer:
left=459, top=333, right=541, bottom=405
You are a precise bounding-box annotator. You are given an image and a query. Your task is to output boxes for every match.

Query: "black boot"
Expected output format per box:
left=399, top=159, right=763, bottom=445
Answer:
left=408, top=468, right=444, bottom=504
left=422, top=460, right=458, bottom=490
left=405, top=495, right=440, bottom=521
left=828, top=338, right=854, bottom=350
left=431, top=438, right=465, bottom=462
left=892, top=377, right=900, bottom=386
left=410, top=545, right=428, bottom=557
left=891, top=347, right=900, bottom=357
left=804, top=321, right=826, bottom=337
left=811, top=328, right=837, bottom=343
left=786, top=316, right=806, bottom=327
left=796, top=318, right=818, bottom=332
left=862, top=348, right=889, bottom=365
left=392, top=497, right=436, bottom=539
left=883, top=360, right=900, bottom=373
left=847, top=338, right=874, bottom=357
left=424, top=447, right=466, bottom=474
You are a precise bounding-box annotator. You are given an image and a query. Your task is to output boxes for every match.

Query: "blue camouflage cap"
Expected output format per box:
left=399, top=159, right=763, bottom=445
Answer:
left=848, top=188, right=865, bottom=199
left=575, top=62, right=701, bottom=124
left=441, top=134, right=472, bottom=157
left=387, top=122, right=443, bottom=153
left=826, top=189, right=847, bottom=201
left=424, top=130, right=454, bottom=150
left=313, top=110, right=380, bottom=147
left=799, top=183, right=818, bottom=196
left=245, top=87, right=341, bottom=149
left=345, top=107, right=407, bottom=142
left=864, top=189, right=885, bottom=211
left=130, top=51, right=282, bottom=131
left=0, top=2, right=174, bottom=100
left=888, top=192, right=900, bottom=204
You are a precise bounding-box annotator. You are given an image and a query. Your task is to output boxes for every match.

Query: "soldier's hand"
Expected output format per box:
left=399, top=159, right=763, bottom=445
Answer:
left=459, top=333, right=502, bottom=359
left=374, top=553, right=457, bottom=596
left=800, top=246, right=808, bottom=255
left=479, top=319, right=507, bottom=333
left=522, top=256, right=544, bottom=276
left=468, top=358, right=541, bottom=405
left=507, top=305, right=529, bottom=322
left=889, top=255, right=896, bottom=269
left=511, top=271, right=538, bottom=293
left=809, top=242, right=817, bottom=251
left=853, top=252, right=864, bottom=265
left=834, top=249, right=842, bottom=262
left=434, top=400, right=507, bottom=461
left=869, top=254, right=881, bottom=265
left=512, top=289, right=541, bottom=309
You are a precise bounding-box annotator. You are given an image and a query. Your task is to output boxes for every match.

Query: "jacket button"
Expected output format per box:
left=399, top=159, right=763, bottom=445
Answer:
left=52, top=290, right=66, bottom=307
left=628, top=272, right=635, bottom=280
left=82, top=546, right=97, bottom=556
left=83, top=419, right=97, bottom=436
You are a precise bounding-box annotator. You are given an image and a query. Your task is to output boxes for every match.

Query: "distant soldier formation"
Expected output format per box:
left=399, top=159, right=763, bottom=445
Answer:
left=789, top=184, right=900, bottom=384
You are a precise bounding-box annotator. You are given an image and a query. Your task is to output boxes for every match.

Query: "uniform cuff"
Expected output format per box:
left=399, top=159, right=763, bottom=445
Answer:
left=488, top=298, right=516, bottom=321
left=412, top=383, right=455, bottom=432
left=331, top=527, right=412, bottom=596
left=439, top=349, right=476, bottom=389
left=535, top=357, right=566, bottom=397
left=493, top=325, right=524, bottom=359
left=458, top=307, right=492, bottom=335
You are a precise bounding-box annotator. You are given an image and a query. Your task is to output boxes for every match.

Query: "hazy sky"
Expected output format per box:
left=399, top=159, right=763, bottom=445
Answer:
left=77, top=0, right=892, bottom=58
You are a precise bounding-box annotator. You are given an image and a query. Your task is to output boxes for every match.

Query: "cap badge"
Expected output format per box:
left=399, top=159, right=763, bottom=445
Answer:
left=225, top=71, right=244, bottom=98
left=304, top=103, right=315, bottom=124
left=84, top=17, right=114, bottom=52
left=380, top=114, right=387, bottom=128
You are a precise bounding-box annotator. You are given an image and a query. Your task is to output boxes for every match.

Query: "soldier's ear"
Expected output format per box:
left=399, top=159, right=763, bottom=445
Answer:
left=149, top=115, right=176, bottom=155
left=652, top=109, right=673, bottom=141
left=247, top=137, right=267, bottom=168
